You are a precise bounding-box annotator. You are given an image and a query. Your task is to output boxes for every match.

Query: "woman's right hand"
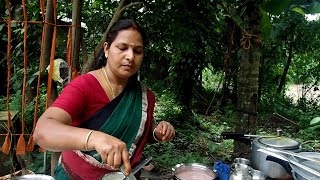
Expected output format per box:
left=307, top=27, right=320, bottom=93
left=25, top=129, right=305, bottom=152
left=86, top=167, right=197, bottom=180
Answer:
left=88, top=131, right=131, bottom=175
left=34, top=107, right=132, bottom=175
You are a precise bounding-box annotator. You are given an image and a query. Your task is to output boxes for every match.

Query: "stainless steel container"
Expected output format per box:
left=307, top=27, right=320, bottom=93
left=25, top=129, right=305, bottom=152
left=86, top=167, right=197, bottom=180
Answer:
left=251, top=136, right=301, bottom=179
left=234, top=158, right=251, bottom=166
left=230, top=163, right=252, bottom=180
left=172, top=163, right=217, bottom=180
left=289, top=152, right=320, bottom=180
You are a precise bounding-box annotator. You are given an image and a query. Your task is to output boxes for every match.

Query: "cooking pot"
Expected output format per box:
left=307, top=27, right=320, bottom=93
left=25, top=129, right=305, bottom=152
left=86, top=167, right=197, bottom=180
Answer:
left=221, top=129, right=302, bottom=179
left=172, top=163, right=217, bottom=180
left=251, top=135, right=302, bottom=179
left=288, top=152, right=320, bottom=180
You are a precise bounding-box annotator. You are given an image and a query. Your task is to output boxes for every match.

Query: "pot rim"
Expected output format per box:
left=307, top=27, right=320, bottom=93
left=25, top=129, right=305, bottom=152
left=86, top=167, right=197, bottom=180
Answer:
left=172, top=163, right=213, bottom=171
left=172, top=163, right=217, bottom=180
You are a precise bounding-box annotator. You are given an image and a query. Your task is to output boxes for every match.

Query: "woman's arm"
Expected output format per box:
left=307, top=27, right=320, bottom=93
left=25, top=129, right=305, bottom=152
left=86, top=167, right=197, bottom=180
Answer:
left=34, top=107, right=94, bottom=152
left=33, top=107, right=132, bottom=174
left=152, top=121, right=175, bottom=142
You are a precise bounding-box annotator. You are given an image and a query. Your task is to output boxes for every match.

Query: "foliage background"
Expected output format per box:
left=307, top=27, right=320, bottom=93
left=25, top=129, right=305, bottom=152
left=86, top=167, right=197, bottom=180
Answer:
left=0, top=0, right=319, bottom=176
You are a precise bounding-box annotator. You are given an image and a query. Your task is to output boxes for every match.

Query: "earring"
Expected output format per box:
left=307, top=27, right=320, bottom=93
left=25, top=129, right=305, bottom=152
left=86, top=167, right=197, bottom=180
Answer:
left=105, top=54, right=108, bottom=59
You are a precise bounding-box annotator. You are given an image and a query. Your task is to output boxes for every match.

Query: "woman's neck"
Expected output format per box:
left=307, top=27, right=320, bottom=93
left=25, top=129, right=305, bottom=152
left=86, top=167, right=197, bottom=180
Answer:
left=104, top=66, right=128, bottom=96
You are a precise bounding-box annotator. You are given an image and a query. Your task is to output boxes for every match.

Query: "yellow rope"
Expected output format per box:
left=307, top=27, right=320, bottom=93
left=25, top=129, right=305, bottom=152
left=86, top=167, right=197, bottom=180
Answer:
left=240, top=31, right=262, bottom=50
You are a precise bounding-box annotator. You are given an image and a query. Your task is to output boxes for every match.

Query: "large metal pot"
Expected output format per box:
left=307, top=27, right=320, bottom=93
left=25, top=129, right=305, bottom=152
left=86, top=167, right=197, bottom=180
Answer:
left=251, top=135, right=302, bottom=179
left=221, top=130, right=302, bottom=179
left=172, top=163, right=217, bottom=180
left=288, top=152, right=320, bottom=180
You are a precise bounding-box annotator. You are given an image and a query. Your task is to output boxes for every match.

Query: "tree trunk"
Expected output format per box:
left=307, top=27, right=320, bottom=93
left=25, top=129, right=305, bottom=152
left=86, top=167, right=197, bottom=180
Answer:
left=71, top=0, right=82, bottom=72
left=235, top=0, right=262, bottom=157
left=42, top=0, right=54, bottom=71
left=277, top=43, right=293, bottom=94
left=80, top=31, right=89, bottom=69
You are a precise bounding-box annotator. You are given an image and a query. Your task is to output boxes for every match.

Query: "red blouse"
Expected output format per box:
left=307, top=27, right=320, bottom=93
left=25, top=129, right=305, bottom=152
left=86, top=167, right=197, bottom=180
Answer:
left=51, top=74, right=156, bottom=179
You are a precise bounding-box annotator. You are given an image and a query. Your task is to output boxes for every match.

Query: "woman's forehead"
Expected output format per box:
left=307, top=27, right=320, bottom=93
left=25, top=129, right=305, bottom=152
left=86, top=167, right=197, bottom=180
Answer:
left=113, top=29, right=143, bottom=46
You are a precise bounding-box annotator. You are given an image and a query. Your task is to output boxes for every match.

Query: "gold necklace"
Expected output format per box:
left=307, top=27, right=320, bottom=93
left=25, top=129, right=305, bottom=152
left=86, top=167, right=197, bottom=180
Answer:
left=100, top=68, right=115, bottom=99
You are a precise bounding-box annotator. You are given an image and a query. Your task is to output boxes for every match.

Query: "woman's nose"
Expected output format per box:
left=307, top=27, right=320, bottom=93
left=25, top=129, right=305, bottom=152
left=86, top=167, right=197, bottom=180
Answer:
left=125, top=49, right=134, bottom=60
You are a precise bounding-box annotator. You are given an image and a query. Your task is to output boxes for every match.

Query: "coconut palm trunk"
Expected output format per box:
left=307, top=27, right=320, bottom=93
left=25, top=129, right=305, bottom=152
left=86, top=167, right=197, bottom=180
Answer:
left=235, top=0, right=262, bottom=157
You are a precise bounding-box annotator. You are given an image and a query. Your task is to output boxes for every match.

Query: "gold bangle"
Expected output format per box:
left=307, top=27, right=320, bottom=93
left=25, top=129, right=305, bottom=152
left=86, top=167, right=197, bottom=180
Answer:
left=84, top=130, right=94, bottom=151
left=153, top=128, right=161, bottom=142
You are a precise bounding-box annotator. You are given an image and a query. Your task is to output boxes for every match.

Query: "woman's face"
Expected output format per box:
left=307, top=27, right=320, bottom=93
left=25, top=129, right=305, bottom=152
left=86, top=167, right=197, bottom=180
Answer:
left=104, top=28, right=144, bottom=80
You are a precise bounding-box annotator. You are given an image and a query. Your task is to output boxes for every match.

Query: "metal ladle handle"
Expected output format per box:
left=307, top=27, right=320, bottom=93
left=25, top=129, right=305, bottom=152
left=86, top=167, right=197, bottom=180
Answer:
left=132, top=156, right=153, bottom=175
left=265, top=147, right=320, bottom=164
left=258, top=148, right=320, bottom=177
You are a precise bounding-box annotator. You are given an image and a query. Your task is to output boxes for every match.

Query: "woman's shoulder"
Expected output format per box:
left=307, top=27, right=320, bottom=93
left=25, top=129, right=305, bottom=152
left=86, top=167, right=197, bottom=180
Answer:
left=72, top=73, right=96, bottom=82
left=67, top=73, right=98, bottom=87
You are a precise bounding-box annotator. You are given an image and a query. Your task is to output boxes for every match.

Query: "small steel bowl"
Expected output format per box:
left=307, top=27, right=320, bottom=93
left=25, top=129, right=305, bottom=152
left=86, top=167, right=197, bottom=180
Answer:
left=234, top=157, right=251, bottom=166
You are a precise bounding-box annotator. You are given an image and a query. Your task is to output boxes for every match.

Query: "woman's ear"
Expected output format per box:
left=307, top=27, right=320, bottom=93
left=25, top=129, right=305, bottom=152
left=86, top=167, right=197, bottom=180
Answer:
left=104, top=42, right=109, bottom=58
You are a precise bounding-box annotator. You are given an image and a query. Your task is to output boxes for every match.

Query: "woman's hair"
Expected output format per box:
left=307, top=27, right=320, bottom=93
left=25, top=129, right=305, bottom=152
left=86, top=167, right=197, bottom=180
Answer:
left=93, top=19, right=147, bottom=70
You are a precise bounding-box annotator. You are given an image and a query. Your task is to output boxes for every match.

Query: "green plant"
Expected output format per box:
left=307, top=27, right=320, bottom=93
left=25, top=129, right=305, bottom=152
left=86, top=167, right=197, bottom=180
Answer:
left=144, top=94, right=234, bottom=172
left=0, top=96, right=6, bottom=110
left=26, top=151, right=51, bottom=174
left=298, top=116, right=320, bottom=141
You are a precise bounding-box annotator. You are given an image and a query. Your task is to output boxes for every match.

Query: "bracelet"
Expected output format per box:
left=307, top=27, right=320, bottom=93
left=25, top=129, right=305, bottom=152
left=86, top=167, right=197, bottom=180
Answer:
left=84, top=130, right=94, bottom=151
left=153, top=128, right=161, bottom=142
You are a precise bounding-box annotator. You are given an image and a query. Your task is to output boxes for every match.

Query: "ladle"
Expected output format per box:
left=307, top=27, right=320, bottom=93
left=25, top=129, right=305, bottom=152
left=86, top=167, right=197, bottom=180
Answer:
left=265, top=147, right=320, bottom=164
left=119, top=156, right=153, bottom=180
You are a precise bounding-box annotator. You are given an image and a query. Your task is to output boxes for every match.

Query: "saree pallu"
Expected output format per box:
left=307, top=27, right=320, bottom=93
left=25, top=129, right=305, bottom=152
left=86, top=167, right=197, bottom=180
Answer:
left=55, top=80, right=150, bottom=180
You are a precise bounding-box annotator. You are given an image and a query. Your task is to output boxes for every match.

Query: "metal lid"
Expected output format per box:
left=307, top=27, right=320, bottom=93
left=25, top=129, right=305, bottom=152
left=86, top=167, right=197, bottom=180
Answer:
left=258, top=137, right=300, bottom=149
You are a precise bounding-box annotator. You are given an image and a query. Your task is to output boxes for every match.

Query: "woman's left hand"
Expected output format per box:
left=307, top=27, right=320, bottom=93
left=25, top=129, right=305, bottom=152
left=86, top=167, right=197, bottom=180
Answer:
left=154, top=121, right=175, bottom=142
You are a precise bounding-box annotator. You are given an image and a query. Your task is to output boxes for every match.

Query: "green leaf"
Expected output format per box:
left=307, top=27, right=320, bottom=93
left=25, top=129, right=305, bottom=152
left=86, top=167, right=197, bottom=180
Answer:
left=31, top=16, right=38, bottom=21
left=310, top=117, right=320, bottom=125
left=27, top=75, right=37, bottom=86
left=0, top=24, right=5, bottom=31
left=261, top=0, right=293, bottom=15
left=292, top=7, right=305, bottom=15
left=260, top=7, right=271, bottom=40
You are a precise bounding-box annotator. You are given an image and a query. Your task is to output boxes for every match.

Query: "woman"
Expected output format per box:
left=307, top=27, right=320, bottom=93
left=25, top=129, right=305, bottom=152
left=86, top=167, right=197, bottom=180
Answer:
left=34, top=19, right=175, bottom=180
